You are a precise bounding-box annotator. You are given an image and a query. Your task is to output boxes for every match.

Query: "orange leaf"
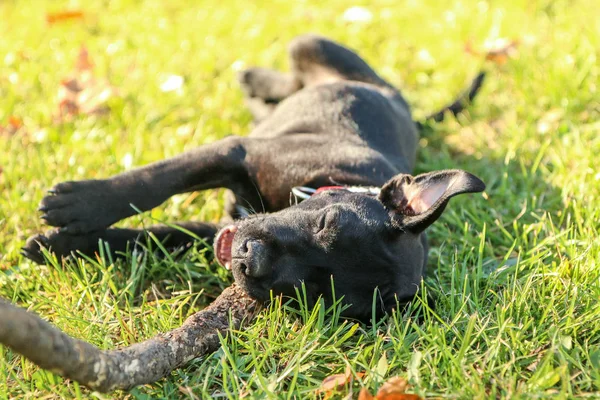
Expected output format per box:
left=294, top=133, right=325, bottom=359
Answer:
left=0, top=116, right=23, bottom=137
left=376, top=376, right=409, bottom=397
left=317, top=365, right=352, bottom=398
left=54, top=47, right=117, bottom=122
left=76, top=47, right=94, bottom=72
left=317, top=373, right=348, bottom=394
left=465, top=38, right=519, bottom=65
left=464, top=40, right=480, bottom=56
left=8, top=116, right=23, bottom=130
left=377, top=394, right=423, bottom=400
left=485, top=38, right=519, bottom=65
left=317, top=365, right=353, bottom=396
left=358, top=387, right=375, bottom=400
left=46, top=10, right=84, bottom=24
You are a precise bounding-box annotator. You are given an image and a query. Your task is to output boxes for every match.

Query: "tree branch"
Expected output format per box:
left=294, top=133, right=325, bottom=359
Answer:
left=0, top=284, right=260, bottom=393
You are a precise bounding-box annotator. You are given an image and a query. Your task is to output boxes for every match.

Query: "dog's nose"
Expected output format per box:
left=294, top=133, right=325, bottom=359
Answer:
left=235, top=239, right=269, bottom=278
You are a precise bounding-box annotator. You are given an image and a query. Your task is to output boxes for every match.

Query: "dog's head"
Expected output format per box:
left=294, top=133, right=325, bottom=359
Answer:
left=215, top=169, right=484, bottom=321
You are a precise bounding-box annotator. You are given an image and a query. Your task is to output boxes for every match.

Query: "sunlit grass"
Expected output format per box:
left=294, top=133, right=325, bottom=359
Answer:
left=1, top=0, right=599, bottom=398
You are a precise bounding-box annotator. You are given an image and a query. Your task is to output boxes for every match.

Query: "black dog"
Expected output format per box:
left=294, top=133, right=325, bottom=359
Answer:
left=22, top=35, right=485, bottom=321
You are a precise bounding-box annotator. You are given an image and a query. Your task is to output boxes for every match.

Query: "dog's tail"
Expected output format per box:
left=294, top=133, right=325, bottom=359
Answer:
left=417, top=71, right=485, bottom=128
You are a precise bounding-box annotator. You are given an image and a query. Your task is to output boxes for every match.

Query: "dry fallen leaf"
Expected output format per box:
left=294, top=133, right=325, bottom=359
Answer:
left=55, top=47, right=117, bottom=122
left=484, top=38, right=519, bottom=64
left=353, top=375, right=423, bottom=400
left=376, top=376, right=410, bottom=397
left=8, top=116, right=22, bottom=129
left=76, top=46, right=94, bottom=71
left=377, top=395, right=423, bottom=400
left=316, top=366, right=418, bottom=399
left=465, top=38, right=519, bottom=65
left=0, top=116, right=23, bottom=137
left=46, top=10, right=85, bottom=25
left=526, top=345, right=549, bottom=372
left=318, top=365, right=353, bottom=396
left=177, top=385, right=200, bottom=400
left=358, top=387, right=375, bottom=400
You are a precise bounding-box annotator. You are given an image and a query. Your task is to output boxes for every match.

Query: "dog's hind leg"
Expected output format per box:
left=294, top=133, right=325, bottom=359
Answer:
left=238, top=68, right=301, bottom=123
left=239, top=35, right=398, bottom=122
left=288, top=34, right=392, bottom=88
left=21, top=222, right=220, bottom=264
left=238, top=68, right=300, bottom=103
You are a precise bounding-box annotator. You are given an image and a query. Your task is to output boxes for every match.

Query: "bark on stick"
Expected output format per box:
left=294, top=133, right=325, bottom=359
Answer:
left=0, top=284, right=259, bottom=393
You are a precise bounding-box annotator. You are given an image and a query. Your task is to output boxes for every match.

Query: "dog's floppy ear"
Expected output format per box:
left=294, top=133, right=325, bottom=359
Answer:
left=378, top=169, right=485, bottom=234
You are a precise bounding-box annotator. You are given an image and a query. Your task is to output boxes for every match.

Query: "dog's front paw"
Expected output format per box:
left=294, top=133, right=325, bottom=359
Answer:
left=38, top=179, right=125, bottom=234
left=21, top=229, right=102, bottom=265
left=21, top=233, right=52, bottom=264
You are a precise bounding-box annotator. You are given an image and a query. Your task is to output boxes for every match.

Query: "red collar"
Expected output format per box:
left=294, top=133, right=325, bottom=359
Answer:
left=314, top=185, right=346, bottom=194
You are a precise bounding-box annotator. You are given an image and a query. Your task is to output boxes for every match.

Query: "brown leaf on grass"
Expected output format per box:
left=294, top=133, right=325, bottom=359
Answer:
left=8, top=116, right=22, bottom=129
left=357, top=375, right=421, bottom=400
left=317, top=365, right=365, bottom=398
left=177, top=385, right=199, bottom=400
left=526, top=345, right=549, bottom=372
left=465, top=38, right=519, bottom=65
left=377, top=395, right=423, bottom=400
left=55, top=47, right=117, bottom=122
left=358, top=387, right=375, bottom=400
left=75, top=47, right=94, bottom=71
left=0, top=116, right=23, bottom=137
left=464, top=40, right=479, bottom=57
left=376, top=376, right=410, bottom=397
left=484, top=39, right=519, bottom=64
left=46, top=10, right=84, bottom=25
left=317, top=365, right=353, bottom=397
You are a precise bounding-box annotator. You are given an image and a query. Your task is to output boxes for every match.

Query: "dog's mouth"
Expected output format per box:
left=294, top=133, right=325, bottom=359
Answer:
left=214, top=225, right=237, bottom=270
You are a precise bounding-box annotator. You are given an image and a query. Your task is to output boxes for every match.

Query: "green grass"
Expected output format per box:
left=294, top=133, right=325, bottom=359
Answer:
left=1, top=0, right=599, bottom=398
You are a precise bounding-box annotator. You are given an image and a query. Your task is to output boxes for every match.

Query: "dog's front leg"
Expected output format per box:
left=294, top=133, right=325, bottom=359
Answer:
left=38, top=136, right=249, bottom=234
left=22, top=221, right=221, bottom=264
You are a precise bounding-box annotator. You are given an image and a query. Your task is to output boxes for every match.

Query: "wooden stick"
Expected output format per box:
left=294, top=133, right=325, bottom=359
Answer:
left=0, top=284, right=259, bottom=393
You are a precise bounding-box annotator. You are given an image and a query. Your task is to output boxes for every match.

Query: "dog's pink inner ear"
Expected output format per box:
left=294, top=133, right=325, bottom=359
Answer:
left=381, top=170, right=485, bottom=233
left=403, top=180, right=452, bottom=214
